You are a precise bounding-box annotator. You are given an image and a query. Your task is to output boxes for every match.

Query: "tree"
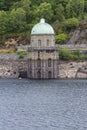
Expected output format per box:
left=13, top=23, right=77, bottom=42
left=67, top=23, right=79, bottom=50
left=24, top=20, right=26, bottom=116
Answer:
left=8, top=8, right=27, bottom=33
left=0, top=0, right=5, bottom=10
left=21, top=0, right=31, bottom=23
left=10, top=1, right=22, bottom=10
left=84, top=0, right=87, bottom=12
left=0, top=0, right=86, bottom=46
left=36, top=2, right=53, bottom=21
left=0, top=11, right=8, bottom=43
left=56, top=0, right=68, bottom=7
left=53, top=4, right=65, bottom=22
left=21, top=0, right=31, bottom=12
left=65, top=0, right=84, bottom=18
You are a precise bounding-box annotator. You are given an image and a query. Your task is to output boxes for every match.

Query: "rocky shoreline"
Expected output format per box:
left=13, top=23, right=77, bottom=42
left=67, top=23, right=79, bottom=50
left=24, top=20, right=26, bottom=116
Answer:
left=59, top=61, right=87, bottom=79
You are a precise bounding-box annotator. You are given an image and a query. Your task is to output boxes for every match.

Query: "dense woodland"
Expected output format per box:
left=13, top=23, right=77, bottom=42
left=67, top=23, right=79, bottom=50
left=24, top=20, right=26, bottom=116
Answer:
left=0, top=0, right=87, bottom=44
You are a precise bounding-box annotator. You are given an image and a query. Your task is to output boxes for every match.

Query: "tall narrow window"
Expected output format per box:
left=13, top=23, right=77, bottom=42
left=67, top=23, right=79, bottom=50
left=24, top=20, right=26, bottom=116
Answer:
left=38, top=40, right=41, bottom=47
left=37, top=58, right=41, bottom=67
left=48, top=58, right=51, bottom=67
left=47, top=39, right=50, bottom=47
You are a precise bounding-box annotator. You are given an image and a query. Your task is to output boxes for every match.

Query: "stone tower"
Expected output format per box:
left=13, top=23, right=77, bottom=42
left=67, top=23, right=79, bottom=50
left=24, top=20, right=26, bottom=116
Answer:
left=27, top=18, right=59, bottom=79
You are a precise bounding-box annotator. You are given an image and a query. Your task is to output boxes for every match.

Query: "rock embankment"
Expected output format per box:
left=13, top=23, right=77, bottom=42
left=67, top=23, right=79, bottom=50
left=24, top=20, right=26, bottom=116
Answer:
left=0, top=54, right=27, bottom=78
left=59, top=61, right=87, bottom=79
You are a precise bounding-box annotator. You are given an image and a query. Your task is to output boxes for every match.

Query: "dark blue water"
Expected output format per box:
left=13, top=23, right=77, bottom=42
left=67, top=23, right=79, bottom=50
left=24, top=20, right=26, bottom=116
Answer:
left=0, top=79, right=87, bottom=130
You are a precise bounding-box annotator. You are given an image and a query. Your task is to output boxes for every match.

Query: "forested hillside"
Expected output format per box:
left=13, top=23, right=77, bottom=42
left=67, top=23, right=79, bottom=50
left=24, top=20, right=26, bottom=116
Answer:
left=0, top=0, right=87, bottom=44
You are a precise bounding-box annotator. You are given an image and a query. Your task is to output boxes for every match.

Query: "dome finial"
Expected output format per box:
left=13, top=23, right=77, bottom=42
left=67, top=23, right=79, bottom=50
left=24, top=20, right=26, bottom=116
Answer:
left=40, top=18, right=45, bottom=23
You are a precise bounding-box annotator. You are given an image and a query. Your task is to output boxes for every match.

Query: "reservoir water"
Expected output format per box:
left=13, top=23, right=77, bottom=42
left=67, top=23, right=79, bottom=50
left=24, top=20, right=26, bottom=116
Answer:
left=0, top=79, right=87, bottom=130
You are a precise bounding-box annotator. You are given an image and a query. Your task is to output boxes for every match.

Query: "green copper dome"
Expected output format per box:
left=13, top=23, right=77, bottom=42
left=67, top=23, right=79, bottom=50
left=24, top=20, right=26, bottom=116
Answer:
left=31, top=18, right=54, bottom=35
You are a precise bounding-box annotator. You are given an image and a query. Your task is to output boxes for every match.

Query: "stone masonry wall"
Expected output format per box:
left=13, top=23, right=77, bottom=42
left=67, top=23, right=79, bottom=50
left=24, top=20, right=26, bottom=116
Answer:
left=31, top=35, right=55, bottom=47
left=0, top=60, right=27, bottom=78
left=28, top=50, right=59, bottom=60
left=0, top=59, right=86, bottom=79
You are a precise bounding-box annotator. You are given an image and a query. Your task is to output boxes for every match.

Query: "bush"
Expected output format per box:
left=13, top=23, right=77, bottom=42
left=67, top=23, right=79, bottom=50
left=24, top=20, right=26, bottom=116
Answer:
left=17, top=51, right=26, bottom=59
left=55, top=33, right=67, bottom=44
left=72, top=55, right=79, bottom=60
left=59, top=47, right=87, bottom=61
left=59, top=47, right=72, bottom=60
left=79, top=55, right=87, bottom=60
left=74, top=48, right=80, bottom=57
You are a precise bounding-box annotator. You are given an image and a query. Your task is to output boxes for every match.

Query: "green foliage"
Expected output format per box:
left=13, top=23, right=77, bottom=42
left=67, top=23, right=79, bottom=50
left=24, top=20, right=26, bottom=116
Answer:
left=59, top=47, right=72, bottom=60
left=65, top=0, right=84, bottom=18
left=0, top=0, right=87, bottom=45
left=63, top=18, right=79, bottom=31
left=0, top=11, right=8, bottom=35
left=74, top=49, right=80, bottom=57
left=22, top=0, right=31, bottom=12
left=59, top=47, right=87, bottom=60
left=0, top=11, right=8, bottom=44
left=55, top=33, right=67, bottom=44
left=0, top=0, right=5, bottom=10
left=53, top=4, right=65, bottom=22
left=36, top=2, right=53, bottom=21
left=17, top=51, right=26, bottom=59
left=9, top=8, right=26, bottom=33
left=84, top=0, right=87, bottom=12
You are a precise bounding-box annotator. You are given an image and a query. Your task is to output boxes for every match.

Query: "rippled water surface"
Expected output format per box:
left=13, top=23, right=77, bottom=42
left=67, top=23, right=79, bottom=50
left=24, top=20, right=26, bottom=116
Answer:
left=0, top=79, right=87, bottom=130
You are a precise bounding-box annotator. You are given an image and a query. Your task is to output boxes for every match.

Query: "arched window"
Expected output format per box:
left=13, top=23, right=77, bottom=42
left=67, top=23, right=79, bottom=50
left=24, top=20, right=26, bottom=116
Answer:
left=47, top=39, right=50, bottom=46
left=48, top=71, right=52, bottom=78
left=38, top=40, right=41, bottom=47
left=37, top=58, right=41, bottom=67
left=48, top=58, right=51, bottom=67
left=37, top=71, right=41, bottom=79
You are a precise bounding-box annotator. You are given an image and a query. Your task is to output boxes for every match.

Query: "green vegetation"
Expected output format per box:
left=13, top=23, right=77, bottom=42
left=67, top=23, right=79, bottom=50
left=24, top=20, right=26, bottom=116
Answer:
left=59, top=47, right=87, bottom=60
left=55, top=33, right=68, bottom=44
left=59, top=47, right=72, bottom=60
left=0, top=0, right=87, bottom=45
left=17, top=51, right=27, bottom=59
left=63, top=18, right=79, bottom=32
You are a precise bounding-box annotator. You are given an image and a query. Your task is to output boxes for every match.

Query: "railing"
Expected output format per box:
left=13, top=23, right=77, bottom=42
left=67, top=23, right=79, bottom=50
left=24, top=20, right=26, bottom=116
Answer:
left=28, top=46, right=58, bottom=51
